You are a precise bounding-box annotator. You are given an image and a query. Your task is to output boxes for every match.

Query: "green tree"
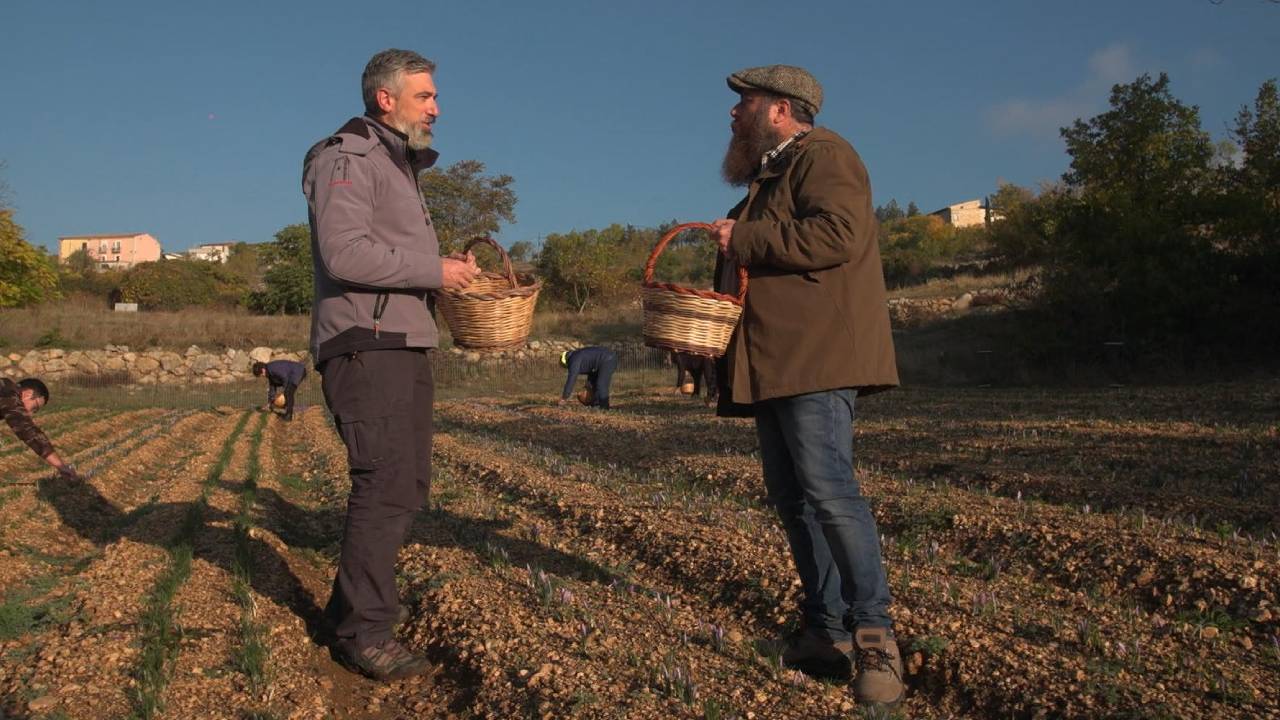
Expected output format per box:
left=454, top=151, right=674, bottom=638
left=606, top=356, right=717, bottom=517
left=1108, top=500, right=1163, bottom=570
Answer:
left=1218, top=79, right=1280, bottom=255
left=986, top=182, right=1060, bottom=265
left=537, top=225, right=629, bottom=312
left=64, top=247, right=97, bottom=274
left=874, top=199, right=904, bottom=223
left=223, top=242, right=262, bottom=286
left=507, top=240, right=535, bottom=263
left=1062, top=73, right=1213, bottom=208
left=418, top=160, right=517, bottom=254
left=0, top=160, right=11, bottom=211
left=1233, top=79, right=1280, bottom=191
left=879, top=214, right=960, bottom=285
left=248, top=224, right=312, bottom=315
left=118, top=258, right=247, bottom=311
left=906, top=201, right=921, bottom=217
left=0, top=210, right=60, bottom=307
left=1038, top=73, right=1222, bottom=354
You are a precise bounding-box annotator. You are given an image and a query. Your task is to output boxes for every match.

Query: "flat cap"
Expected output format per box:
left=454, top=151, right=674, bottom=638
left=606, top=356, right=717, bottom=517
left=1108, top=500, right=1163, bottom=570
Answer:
left=727, top=64, right=823, bottom=116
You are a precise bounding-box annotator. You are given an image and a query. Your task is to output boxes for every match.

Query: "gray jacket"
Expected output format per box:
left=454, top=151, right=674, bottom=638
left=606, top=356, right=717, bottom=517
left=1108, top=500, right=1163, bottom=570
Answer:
left=303, top=115, right=445, bottom=365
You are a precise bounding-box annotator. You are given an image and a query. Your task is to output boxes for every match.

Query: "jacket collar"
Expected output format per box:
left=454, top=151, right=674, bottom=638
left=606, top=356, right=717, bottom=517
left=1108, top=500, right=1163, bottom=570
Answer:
left=754, top=127, right=821, bottom=181
left=359, top=114, right=440, bottom=172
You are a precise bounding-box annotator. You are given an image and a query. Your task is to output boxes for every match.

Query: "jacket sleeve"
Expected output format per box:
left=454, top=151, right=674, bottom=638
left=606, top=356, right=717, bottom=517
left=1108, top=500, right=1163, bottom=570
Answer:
left=311, top=151, right=444, bottom=290
left=561, top=355, right=582, bottom=399
left=2, top=399, right=55, bottom=460
left=729, top=143, right=870, bottom=273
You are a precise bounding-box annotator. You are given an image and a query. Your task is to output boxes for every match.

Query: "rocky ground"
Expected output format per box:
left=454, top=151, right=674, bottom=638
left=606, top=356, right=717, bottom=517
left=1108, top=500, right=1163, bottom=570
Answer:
left=0, top=381, right=1277, bottom=719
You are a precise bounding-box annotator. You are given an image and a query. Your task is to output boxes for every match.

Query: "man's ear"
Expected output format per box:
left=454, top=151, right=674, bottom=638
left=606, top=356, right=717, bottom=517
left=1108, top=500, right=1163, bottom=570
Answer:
left=772, top=97, right=792, bottom=125
left=376, top=87, right=396, bottom=114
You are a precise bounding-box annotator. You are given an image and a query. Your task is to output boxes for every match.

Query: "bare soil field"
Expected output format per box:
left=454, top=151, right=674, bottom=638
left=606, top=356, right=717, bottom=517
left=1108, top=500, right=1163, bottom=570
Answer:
left=1, top=381, right=1277, bottom=719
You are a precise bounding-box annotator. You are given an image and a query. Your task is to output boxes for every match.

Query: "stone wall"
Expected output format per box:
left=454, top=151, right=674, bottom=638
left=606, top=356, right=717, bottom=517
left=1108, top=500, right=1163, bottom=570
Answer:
left=887, top=282, right=1037, bottom=327
left=0, top=345, right=304, bottom=385
left=2, top=283, right=1036, bottom=383
left=0, top=338, right=631, bottom=385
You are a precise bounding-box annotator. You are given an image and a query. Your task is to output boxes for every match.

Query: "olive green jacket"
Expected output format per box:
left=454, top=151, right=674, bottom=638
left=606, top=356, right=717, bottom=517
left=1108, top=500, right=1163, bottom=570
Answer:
left=718, top=127, right=899, bottom=407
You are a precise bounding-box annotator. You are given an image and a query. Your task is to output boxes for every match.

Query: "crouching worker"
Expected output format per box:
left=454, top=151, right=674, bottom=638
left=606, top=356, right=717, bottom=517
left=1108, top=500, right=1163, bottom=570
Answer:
left=1, top=378, right=81, bottom=480
left=558, top=346, right=618, bottom=408
left=672, top=351, right=718, bottom=405
left=253, top=359, right=307, bottom=421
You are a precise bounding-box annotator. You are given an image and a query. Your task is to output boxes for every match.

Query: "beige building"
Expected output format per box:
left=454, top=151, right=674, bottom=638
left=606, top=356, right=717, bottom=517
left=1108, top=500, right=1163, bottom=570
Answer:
left=187, top=242, right=234, bottom=263
left=59, top=233, right=162, bottom=270
left=929, top=199, right=999, bottom=228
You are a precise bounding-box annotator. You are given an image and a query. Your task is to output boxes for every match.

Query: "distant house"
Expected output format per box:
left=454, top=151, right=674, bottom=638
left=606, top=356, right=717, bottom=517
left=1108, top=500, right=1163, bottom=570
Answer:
left=929, top=199, right=1000, bottom=229
left=187, top=242, right=235, bottom=263
left=58, top=233, right=162, bottom=270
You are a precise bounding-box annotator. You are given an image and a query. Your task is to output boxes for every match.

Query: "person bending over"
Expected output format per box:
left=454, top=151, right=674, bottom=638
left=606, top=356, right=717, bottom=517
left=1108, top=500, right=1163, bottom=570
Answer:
left=1, top=378, right=81, bottom=480
left=558, top=347, right=618, bottom=409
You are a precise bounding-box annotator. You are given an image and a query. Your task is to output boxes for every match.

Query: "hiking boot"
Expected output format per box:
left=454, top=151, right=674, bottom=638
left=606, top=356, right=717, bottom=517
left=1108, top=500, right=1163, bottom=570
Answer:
left=851, top=627, right=904, bottom=707
left=337, top=638, right=432, bottom=681
left=782, top=627, right=853, bottom=679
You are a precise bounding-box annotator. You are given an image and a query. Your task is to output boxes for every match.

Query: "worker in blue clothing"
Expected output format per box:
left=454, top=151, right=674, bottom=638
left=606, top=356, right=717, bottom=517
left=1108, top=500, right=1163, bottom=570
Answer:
left=558, top=347, right=618, bottom=409
left=253, top=359, right=308, bottom=421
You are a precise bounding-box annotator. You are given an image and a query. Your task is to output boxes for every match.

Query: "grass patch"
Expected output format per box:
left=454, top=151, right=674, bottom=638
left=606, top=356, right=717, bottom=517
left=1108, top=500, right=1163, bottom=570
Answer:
left=230, top=412, right=273, bottom=695
left=0, top=574, right=78, bottom=641
left=127, top=410, right=251, bottom=720
left=129, top=544, right=194, bottom=720
left=277, top=473, right=307, bottom=494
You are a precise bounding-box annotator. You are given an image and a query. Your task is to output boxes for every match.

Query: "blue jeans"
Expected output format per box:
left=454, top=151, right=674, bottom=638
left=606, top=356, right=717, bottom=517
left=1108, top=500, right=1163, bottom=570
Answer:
left=755, top=388, right=892, bottom=639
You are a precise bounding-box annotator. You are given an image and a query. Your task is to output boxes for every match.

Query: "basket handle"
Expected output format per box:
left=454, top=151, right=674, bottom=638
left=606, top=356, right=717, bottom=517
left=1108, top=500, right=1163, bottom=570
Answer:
left=643, top=222, right=748, bottom=304
left=461, top=236, right=517, bottom=289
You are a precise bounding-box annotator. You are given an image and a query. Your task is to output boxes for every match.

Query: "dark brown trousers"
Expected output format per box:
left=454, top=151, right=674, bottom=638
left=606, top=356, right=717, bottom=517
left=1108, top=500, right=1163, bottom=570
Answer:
left=319, top=349, right=432, bottom=652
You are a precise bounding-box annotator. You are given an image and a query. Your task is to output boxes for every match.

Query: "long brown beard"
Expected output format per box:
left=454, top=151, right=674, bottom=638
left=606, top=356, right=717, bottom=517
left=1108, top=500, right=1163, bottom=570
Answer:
left=721, top=105, right=780, bottom=186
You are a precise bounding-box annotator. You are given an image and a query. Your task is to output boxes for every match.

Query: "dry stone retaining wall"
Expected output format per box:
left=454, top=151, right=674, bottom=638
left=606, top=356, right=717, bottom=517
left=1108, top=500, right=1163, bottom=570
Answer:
left=0, top=339, right=606, bottom=385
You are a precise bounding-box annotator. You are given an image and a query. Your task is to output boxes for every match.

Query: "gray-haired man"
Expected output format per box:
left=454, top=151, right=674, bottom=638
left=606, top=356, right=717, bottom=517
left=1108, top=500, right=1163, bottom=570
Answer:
left=303, top=48, right=479, bottom=681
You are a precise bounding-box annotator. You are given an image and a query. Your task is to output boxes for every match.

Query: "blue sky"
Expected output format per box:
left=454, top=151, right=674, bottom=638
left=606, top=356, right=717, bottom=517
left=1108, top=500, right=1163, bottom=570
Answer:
left=2, top=0, right=1277, bottom=254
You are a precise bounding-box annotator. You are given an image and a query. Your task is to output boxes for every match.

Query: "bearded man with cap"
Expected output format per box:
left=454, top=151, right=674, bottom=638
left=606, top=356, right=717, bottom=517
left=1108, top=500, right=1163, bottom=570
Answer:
left=709, top=65, right=903, bottom=708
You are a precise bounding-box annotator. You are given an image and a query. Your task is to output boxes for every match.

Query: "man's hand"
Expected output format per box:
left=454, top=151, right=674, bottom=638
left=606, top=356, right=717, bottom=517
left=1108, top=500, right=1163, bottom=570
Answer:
left=441, top=257, right=480, bottom=290
left=710, top=219, right=736, bottom=257
left=447, top=251, right=481, bottom=274
left=56, top=464, right=81, bottom=482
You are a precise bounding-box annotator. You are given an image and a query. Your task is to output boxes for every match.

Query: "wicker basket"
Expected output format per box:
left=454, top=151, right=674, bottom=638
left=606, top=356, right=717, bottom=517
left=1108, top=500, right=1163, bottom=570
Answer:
left=437, top=236, right=541, bottom=351
left=641, top=222, right=748, bottom=358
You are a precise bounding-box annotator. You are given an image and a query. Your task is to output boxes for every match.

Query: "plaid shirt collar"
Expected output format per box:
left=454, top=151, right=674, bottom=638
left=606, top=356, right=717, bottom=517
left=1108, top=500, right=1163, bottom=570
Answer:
left=759, top=129, right=810, bottom=171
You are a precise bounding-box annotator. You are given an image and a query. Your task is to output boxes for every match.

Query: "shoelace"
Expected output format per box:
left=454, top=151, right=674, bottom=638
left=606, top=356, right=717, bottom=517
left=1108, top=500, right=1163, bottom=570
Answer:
left=855, top=646, right=898, bottom=675
left=365, top=640, right=414, bottom=667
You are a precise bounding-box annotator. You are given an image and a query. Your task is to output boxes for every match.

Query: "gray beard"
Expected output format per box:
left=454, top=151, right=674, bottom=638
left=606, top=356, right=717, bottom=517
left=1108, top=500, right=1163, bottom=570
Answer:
left=392, top=118, right=434, bottom=150
left=406, top=127, right=433, bottom=151
left=721, top=116, right=780, bottom=187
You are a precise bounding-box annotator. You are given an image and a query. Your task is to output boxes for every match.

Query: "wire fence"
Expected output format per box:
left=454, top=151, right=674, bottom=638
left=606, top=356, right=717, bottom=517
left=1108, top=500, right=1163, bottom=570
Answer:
left=51, top=345, right=679, bottom=410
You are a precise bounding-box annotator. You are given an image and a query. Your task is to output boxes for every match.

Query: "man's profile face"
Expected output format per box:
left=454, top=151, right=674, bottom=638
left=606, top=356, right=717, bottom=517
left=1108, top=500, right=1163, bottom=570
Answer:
left=383, top=71, right=439, bottom=151
left=730, top=92, right=773, bottom=139
left=19, top=389, right=44, bottom=415
left=721, top=92, right=781, bottom=186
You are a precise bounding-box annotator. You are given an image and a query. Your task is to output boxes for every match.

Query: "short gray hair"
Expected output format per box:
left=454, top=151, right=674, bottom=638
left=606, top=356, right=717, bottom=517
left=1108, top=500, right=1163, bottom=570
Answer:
left=362, top=49, right=436, bottom=115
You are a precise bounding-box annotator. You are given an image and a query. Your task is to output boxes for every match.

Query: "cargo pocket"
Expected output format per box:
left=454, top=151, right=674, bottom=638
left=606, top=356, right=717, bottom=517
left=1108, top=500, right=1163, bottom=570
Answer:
left=336, top=417, right=385, bottom=471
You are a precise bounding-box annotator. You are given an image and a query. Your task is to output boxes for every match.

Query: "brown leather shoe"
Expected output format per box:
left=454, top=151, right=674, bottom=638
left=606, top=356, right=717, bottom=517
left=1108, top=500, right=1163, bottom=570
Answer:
left=851, top=627, right=904, bottom=706
left=782, top=627, right=854, bottom=679
left=338, top=639, right=432, bottom=681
